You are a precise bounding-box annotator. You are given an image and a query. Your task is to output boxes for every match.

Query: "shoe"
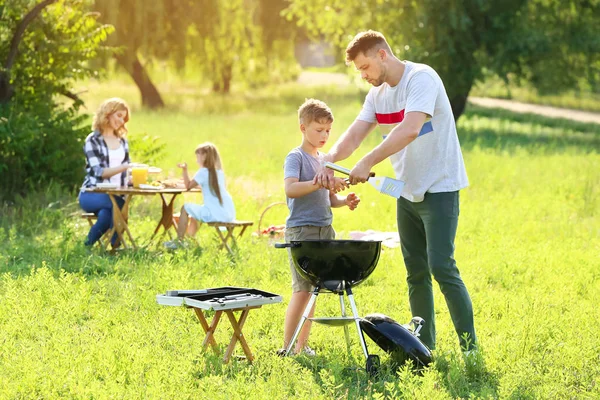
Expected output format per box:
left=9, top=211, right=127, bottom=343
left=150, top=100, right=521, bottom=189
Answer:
left=276, top=348, right=287, bottom=357
left=302, top=346, right=316, bottom=357
left=164, top=239, right=187, bottom=250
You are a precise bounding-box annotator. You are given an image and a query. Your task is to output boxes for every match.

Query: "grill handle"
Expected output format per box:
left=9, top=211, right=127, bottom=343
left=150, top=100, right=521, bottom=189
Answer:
left=274, top=242, right=301, bottom=249
left=324, top=162, right=375, bottom=177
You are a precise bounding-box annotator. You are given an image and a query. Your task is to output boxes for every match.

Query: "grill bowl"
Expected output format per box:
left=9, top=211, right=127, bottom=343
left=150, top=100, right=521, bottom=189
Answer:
left=280, top=240, right=381, bottom=290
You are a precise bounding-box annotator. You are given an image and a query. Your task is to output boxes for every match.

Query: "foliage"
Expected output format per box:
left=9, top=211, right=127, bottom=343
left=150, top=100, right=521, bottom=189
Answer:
left=127, top=131, right=166, bottom=167
left=485, top=0, right=600, bottom=94
left=283, top=0, right=600, bottom=120
left=184, top=0, right=300, bottom=93
left=94, top=0, right=192, bottom=108
left=0, top=85, right=599, bottom=397
left=0, top=0, right=113, bottom=201
left=94, top=0, right=300, bottom=100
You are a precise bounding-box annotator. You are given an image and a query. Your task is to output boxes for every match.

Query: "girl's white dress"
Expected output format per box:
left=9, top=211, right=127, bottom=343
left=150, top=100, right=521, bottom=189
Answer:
left=184, top=168, right=236, bottom=222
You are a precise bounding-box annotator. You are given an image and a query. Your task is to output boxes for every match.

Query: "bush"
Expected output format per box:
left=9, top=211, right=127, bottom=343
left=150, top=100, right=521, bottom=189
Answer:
left=0, top=0, right=111, bottom=201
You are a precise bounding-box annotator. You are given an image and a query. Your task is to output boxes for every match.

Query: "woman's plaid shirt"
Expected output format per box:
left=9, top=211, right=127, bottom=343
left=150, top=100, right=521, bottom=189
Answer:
left=81, top=130, right=130, bottom=189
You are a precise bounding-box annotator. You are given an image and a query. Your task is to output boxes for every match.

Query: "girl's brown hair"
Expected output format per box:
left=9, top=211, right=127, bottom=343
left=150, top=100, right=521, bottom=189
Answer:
left=195, top=142, right=224, bottom=205
left=92, top=98, right=130, bottom=138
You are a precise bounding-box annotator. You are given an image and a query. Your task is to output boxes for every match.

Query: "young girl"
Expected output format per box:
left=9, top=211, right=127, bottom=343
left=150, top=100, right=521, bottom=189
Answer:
left=78, top=98, right=131, bottom=247
left=170, top=142, right=236, bottom=245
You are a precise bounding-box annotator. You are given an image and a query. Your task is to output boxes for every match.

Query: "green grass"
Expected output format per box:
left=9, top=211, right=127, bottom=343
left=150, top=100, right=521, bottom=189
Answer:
left=1, top=81, right=599, bottom=399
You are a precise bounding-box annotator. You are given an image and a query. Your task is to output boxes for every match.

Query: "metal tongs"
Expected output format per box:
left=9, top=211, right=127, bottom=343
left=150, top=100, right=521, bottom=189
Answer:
left=324, top=162, right=404, bottom=199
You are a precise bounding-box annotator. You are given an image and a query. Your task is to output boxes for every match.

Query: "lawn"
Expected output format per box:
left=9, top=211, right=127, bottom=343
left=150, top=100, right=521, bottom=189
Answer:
left=0, top=81, right=599, bottom=399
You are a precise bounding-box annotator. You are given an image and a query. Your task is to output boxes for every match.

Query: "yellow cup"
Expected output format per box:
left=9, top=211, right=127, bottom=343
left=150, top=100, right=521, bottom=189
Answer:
left=132, top=166, right=149, bottom=188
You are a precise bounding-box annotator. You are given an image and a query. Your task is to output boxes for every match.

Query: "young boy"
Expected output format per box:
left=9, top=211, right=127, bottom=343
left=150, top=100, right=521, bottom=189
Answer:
left=280, top=98, right=360, bottom=355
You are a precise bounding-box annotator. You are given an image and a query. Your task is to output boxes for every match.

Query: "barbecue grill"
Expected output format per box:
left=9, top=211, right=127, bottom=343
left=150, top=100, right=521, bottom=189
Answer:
left=275, top=240, right=383, bottom=373
left=276, top=239, right=432, bottom=374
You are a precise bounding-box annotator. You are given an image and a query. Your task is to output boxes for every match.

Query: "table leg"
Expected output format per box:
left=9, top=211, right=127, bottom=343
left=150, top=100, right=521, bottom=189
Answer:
left=224, top=309, right=254, bottom=363
left=108, top=194, right=136, bottom=250
left=193, top=308, right=221, bottom=355
left=149, top=193, right=179, bottom=244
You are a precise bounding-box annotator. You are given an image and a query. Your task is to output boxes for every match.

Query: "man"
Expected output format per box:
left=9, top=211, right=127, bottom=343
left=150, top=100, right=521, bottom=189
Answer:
left=315, top=30, right=476, bottom=351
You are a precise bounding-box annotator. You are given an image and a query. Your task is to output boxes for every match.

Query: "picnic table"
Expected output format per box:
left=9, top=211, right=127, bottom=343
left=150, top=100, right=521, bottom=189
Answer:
left=85, top=186, right=201, bottom=250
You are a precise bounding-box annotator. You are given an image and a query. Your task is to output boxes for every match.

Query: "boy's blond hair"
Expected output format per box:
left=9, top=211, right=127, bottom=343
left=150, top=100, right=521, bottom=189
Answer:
left=298, top=98, right=334, bottom=126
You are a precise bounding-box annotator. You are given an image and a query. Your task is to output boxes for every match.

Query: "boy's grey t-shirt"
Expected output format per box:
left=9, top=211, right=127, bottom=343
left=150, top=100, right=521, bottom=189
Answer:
left=284, top=147, right=332, bottom=228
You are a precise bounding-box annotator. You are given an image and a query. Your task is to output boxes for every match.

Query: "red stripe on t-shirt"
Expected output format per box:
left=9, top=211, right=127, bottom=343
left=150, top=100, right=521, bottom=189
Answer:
left=375, top=110, right=405, bottom=124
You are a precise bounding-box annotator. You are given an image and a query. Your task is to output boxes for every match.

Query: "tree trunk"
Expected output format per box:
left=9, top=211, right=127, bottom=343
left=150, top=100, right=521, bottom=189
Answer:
left=0, top=71, right=14, bottom=104
left=115, top=54, right=165, bottom=109
left=450, top=93, right=469, bottom=122
left=450, top=76, right=476, bottom=121
left=221, top=64, right=232, bottom=93
left=211, top=63, right=233, bottom=93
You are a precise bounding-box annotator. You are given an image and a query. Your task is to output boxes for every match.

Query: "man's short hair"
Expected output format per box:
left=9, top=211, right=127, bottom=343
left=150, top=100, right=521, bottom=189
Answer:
left=345, top=30, right=392, bottom=64
left=298, top=98, right=334, bottom=125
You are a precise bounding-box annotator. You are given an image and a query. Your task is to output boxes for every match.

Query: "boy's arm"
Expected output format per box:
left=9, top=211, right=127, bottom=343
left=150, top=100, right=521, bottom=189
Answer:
left=285, top=177, right=322, bottom=198
left=329, top=192, right=346, bottom=208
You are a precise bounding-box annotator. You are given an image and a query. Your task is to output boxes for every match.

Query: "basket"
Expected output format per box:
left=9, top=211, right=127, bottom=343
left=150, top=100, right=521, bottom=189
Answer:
left=256, top=201, right=287, bottom=239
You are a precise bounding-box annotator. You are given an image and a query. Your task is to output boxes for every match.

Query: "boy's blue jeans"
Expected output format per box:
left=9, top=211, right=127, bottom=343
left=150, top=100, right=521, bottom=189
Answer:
left=397, top=191, right=476, bottom=351
left=79, top=191, right=125, bottom=247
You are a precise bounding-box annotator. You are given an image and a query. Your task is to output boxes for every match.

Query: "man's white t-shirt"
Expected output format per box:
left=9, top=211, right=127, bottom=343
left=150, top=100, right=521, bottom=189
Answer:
left=357, top=61, right=468, bottom=202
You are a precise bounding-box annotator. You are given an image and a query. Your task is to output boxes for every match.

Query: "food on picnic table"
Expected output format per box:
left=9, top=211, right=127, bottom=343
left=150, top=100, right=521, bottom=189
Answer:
left=158, top=178, right=185, bottom=188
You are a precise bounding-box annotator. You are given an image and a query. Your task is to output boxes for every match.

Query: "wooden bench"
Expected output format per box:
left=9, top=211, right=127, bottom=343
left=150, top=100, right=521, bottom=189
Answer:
left=81, top=212, right=110, bottom=248
left=206, top=220, right=254, bottom=255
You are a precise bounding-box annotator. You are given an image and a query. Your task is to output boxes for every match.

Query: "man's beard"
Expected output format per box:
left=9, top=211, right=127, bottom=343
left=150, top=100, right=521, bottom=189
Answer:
left=371, top=66, right=386, bottom=86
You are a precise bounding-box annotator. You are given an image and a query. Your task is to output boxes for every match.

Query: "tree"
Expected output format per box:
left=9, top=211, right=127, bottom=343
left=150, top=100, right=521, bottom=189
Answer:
left=184, top=0, right=300, bottom=93
left=0, top=0, right=113, bottom=200
left=94, top=0, right=190, bottom=108
left=0, top=0, right=57, bottom=103
left=485, top=0, right=600, bottom=95
left=284, top=0, right=600, bottom=120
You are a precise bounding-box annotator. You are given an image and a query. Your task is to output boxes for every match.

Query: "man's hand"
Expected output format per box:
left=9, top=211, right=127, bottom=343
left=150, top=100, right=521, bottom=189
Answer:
left=313, top=154, right=336, bottom=189
left=348, top=159, right=373, bottom=185
left=345, top=192, right=360, bottom=210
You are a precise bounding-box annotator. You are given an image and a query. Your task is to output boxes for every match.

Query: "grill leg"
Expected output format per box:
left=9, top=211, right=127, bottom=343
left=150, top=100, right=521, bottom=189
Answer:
left=346, top=286, right=370, bottom=360
left=339, top=292, right=352, bottom=355
left=285, top=286, right=319, bottom=356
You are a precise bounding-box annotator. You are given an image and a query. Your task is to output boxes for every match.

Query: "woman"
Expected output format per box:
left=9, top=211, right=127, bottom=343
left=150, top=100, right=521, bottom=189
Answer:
left=78, top=98, right=131, bottom=247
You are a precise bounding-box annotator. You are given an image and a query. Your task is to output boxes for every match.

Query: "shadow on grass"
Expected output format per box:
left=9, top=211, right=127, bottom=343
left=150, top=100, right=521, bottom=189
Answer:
left=433, top=349, right=501, bottom=398
left=0, top=236, right=207, bottom=278
left=460, top=105, right=600, bottom=154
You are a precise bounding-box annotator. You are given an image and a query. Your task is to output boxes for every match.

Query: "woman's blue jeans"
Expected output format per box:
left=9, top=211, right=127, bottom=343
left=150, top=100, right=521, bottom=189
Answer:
left=79, top=191, right=125, bottom=247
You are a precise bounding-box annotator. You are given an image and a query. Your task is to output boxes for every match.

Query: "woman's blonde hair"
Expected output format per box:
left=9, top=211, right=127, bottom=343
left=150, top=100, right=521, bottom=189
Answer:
left=92, top=97, right=130, bottom=138
left=195, top=142, right=224, bottom=205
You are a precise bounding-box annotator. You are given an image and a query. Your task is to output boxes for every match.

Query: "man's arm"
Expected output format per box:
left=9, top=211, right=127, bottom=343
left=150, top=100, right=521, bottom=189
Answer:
left=349, top=112, right=428, bottom=184
left=314, top=119, right=377, bottom=188
left=327, top=119, right=377, bottom=163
